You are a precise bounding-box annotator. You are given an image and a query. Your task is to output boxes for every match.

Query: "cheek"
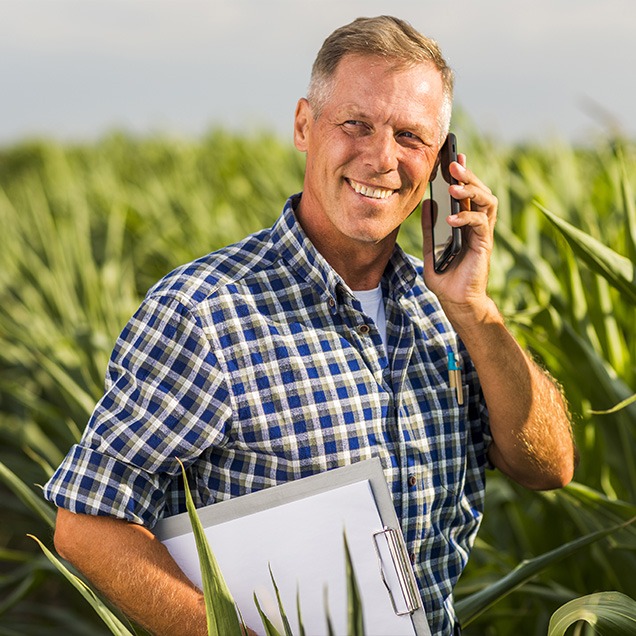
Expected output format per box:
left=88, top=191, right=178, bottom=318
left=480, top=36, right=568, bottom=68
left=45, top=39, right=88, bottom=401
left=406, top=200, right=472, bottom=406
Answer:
left=329, top=138, right=360, bottom=169
left=419, top=151, right=438, bottom=178
left=402, top=156, right=435, bottom=191
left=311, top=142, right=348, bottom=179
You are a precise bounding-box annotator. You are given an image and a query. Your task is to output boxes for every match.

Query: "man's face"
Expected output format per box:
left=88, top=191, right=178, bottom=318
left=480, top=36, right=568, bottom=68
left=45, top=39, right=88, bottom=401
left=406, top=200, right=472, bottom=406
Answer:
left=294, top=53, right=447, bottom=252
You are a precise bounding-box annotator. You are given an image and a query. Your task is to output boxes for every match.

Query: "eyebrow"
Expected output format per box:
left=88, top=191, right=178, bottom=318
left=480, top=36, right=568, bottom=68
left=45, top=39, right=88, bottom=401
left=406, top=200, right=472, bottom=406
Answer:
left=333, top=104, right=436, bottom=142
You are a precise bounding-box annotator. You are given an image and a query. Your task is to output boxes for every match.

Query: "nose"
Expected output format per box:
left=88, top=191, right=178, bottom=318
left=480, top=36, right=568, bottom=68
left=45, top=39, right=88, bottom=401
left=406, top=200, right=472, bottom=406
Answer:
left=364, top=130, right=399, bottom=174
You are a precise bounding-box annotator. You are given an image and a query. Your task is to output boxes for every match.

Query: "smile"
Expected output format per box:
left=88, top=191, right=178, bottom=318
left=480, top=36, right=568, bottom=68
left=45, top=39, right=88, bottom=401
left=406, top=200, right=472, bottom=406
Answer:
left=347, top=178, right=396, bottom=200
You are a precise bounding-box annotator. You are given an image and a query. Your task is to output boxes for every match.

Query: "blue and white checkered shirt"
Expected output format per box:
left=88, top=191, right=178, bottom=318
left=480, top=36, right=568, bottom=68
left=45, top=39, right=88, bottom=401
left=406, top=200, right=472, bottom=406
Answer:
left=44, top=193, right=490, bottom=634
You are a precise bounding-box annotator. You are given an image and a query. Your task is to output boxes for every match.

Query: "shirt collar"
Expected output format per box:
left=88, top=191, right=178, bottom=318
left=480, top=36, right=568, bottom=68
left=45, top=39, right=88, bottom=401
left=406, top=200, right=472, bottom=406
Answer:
left=271, top=193, right=419, bottom=302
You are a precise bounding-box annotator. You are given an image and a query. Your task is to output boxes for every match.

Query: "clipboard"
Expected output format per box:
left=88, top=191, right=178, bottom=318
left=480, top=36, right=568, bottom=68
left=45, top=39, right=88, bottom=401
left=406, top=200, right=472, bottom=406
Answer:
left=155, top=458, right=431, bottom=636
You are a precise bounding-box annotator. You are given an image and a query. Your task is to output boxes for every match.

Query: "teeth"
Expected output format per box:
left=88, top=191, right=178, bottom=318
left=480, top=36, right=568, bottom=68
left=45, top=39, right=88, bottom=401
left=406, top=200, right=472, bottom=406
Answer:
left=348, top=179, right=395, bottom=199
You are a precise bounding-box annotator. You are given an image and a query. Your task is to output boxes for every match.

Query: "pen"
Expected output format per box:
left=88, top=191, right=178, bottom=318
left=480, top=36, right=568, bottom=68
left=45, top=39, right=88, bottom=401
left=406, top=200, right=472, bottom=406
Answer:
left=447, top=350, right=464, bottom=405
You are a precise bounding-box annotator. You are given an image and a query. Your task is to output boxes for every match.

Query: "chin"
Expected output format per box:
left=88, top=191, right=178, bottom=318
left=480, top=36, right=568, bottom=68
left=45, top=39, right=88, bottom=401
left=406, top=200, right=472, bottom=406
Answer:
left=342, top=224, right=397, bottom=246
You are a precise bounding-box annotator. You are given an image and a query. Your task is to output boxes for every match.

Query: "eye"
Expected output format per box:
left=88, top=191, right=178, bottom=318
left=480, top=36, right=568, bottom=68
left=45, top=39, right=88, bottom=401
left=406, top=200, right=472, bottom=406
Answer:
left=397, top=130, right=425, bottom=147
left=341, top=120, right=370, bottom=135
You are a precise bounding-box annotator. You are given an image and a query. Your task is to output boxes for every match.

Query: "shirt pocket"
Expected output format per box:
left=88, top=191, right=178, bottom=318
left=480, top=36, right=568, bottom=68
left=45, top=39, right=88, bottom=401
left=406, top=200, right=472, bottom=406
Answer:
left=422, top=383, right=470, bottom=500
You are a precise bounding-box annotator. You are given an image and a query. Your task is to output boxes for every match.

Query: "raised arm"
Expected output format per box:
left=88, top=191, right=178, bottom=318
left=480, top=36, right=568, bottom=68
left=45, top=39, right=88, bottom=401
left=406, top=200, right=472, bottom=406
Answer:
left=422, top=156, right=576, bottom=490
left=54, top=508, right=208, bottom=636
left=447, top=298, right=575, bottom=489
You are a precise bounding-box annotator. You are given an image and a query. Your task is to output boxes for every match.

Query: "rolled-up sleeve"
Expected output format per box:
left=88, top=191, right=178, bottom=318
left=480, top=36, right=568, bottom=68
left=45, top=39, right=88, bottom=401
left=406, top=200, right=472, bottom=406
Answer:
left=43, top=293, right=232, bottom=528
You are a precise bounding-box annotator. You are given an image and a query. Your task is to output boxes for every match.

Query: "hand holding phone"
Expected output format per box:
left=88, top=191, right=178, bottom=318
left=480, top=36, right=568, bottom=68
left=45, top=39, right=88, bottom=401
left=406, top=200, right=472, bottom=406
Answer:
left=429, top=133, right=462, bottom=273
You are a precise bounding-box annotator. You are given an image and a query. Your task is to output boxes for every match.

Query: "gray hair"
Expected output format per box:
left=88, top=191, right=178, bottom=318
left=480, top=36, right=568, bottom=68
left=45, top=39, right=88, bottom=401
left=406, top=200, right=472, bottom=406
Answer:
left=307, top=16, right=454, bottom=139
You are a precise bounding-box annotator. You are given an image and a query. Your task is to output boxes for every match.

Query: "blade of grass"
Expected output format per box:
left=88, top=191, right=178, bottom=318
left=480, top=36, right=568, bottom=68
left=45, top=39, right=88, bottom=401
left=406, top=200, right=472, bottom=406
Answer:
left=177, top=459, right=242, bottom=636
left=589, top=393, right=636, bottom=415
left=324, top=586, right=335, bottom=636
left=253, top=593, right=282, bottom=636
left=0, top=570, right=39, bottom=615
left=538, top=203, right=636, bottom=304
left=268, top=564, right=293, bottom=636
left=456, top=516, right=636, bottom=626
left=27, top=535, right=137, bottom=635
left=344, top=533, right=364, bottom=636
left=548, top=591, right=636, bottom=636
left=0, top=460, right=55, bottom=528
left=617, top=149, right=636, bottom=264
left=34, top=352, right=100, bottom=420
left=296, top=588, right=306, bottom=636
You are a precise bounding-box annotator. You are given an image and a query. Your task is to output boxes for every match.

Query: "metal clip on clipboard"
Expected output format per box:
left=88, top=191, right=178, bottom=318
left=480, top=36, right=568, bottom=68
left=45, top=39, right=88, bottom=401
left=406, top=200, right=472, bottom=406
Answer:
left=373, top=526, right=422, bottom=616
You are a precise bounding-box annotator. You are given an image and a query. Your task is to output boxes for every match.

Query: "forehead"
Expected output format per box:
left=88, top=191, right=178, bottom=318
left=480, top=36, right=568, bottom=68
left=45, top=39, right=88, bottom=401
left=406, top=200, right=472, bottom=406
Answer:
left=327, top=54, right=445, bottom=122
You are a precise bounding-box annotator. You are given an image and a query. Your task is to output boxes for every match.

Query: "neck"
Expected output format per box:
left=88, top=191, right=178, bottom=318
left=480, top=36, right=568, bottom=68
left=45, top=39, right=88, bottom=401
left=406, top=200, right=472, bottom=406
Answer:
left=297, top=212, right=396, bottom=292
left=323, top=246, right=390, bottom=290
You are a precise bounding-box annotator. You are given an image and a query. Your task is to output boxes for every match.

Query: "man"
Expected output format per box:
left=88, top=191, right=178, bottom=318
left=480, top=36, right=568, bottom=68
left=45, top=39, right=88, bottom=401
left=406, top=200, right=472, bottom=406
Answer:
left=44, top=16, right=575, bottom=636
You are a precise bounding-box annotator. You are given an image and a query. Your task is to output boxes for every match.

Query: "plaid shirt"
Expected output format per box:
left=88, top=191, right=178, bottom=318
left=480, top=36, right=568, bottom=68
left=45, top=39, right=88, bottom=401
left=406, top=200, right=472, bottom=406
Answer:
left=44, top=194, right=490, bottom=635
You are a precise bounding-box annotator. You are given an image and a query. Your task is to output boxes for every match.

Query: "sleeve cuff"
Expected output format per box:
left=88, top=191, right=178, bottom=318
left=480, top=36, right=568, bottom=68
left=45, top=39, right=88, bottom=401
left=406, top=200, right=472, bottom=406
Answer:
left=43, top=443, right=172, bottom=528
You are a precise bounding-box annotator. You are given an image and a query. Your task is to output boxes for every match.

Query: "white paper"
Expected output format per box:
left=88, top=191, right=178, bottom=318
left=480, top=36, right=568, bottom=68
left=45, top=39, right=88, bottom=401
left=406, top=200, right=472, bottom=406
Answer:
left=162, top=480, right=418, bottom=636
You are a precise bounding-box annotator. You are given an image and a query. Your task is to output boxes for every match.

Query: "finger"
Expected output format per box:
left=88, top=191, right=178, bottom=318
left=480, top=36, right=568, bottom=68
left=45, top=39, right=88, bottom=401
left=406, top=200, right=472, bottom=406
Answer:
left=448, top=209, right=491, bottom=230
left=450, top=161, right=492, bottom=195
left=450, top=182, right=498, bottom=215
left=448, top=160, right=497, bottom=216
left=452, top=156, right=470, bottom=212
left=448, top=209, right=495, bottom=242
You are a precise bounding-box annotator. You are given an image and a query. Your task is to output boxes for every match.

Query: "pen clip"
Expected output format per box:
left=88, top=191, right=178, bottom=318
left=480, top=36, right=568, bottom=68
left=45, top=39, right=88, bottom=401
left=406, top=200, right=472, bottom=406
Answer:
left=447, top=350, right=464, bottom=405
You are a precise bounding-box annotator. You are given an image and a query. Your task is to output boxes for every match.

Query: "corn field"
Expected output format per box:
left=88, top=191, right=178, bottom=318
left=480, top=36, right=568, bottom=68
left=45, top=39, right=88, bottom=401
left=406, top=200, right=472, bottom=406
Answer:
left=0, top=125, right=634, bottom=635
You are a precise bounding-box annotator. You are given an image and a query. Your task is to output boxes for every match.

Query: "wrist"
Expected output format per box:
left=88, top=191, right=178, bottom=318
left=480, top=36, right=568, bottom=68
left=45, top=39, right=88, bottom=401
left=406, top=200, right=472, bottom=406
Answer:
left=442, top=296, right=503, bottom=337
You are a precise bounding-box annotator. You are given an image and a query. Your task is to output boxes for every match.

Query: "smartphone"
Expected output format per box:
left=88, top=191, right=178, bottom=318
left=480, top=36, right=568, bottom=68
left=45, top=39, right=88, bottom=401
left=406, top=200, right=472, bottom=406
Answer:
left=429, top=132, right=462, bottom=273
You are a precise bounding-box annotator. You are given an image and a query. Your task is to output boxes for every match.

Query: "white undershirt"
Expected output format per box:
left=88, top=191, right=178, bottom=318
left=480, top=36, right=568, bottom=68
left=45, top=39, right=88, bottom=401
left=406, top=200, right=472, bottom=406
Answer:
left=352, top=284, right=387, bottom=353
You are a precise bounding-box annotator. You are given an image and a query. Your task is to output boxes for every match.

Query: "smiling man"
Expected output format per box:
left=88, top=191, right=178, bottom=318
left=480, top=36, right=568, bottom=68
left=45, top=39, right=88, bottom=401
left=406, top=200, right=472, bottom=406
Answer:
left=44, top=16, right=575, bottom=636
left=294, top=53, right=446, bottom=290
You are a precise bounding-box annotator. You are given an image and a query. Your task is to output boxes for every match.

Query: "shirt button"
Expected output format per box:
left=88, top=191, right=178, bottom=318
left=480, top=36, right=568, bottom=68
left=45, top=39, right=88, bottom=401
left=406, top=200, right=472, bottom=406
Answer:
left=327, top=297, right=335, bottom=308
left=408, top=475, right=417, bottom=487
left=357, top=324, right=370, bottom=335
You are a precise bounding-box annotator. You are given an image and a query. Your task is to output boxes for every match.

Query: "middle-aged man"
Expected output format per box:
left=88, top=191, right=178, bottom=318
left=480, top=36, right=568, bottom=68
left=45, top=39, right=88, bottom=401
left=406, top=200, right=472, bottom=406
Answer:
left=44, top=15, right=576, bottom=636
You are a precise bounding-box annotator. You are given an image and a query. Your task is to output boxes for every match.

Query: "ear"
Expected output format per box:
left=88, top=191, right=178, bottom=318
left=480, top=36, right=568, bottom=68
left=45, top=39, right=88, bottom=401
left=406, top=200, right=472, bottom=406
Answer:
left=293, top=98, right=313, bottom=152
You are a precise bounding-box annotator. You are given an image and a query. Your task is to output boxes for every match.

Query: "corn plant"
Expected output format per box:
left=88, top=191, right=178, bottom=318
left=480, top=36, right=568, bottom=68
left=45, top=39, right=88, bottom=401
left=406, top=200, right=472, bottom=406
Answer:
left=1, top=129, right=635, bottom=634
left=447, top=133, right=636, bottom=634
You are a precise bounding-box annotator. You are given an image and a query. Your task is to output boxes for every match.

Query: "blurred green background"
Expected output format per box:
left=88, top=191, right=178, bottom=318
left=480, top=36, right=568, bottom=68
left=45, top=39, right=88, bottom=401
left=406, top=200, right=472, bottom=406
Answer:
left=0, top=119, right=634, bottom=634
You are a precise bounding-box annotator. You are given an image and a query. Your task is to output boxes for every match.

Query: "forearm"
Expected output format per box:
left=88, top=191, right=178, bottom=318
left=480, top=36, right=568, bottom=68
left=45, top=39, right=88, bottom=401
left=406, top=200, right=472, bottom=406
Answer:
left=450, top=298, right=575, bottom=489
left=54, top=509, right=208, bottom=636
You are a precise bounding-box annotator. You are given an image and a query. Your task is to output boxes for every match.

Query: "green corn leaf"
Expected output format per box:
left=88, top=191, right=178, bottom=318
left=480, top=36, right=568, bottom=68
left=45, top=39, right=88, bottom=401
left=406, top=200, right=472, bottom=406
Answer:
left=0, top=548, right=33, bottom=563
left=617, top=149, right=636, bottom=264
left=296, top=587, right=306, bottom=636
left=344, top=533, right=364, bottom=636
left=548, top=591, right=636, bottom=635
left=35, top=352, right=99, bottom=420
left=177, top=459, right=242, bottom=636
left=0, top=570, right=39, bottom=615
left=268, top=564, right=293, bottom=636
left=254, top=593, right=282, bottom=636
left=28, top=535, right=137, bottom=636
left=538, top=203, right=636, bottom=304
left=557, top=482, right=636, bottom=537
left=589, top=393, right=636, bottom=415
left=0, top=460, right=55, bottom=528
left=455, top=516, right=636, bottom=626
left=520, top=307, right=636, bottom=424
left=324, top=586, right=336, bottom=636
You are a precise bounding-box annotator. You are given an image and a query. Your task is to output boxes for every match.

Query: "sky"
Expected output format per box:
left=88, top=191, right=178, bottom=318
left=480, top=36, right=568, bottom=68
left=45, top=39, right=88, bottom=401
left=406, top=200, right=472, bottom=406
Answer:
left=1, top=0, right=634, bottom=146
